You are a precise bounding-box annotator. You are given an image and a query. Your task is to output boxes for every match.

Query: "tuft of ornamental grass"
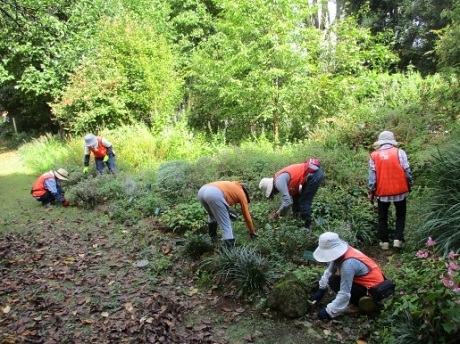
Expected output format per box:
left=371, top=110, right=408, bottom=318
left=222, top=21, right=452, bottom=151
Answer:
left=416, top=141, right=460, bottom=254
left=202, top=245, right=276, bottom=296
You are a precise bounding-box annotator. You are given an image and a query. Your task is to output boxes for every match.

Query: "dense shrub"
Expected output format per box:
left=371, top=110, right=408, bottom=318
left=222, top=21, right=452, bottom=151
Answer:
left=153, top=160, right=195, bottom=205
left=68, top=174, right=127, bottom=209
left=379, top=238, right=460, bottom=343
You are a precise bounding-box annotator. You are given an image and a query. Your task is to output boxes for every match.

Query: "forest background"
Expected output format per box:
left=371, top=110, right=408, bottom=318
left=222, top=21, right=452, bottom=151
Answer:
left=1, top=0, right=460, bottom=343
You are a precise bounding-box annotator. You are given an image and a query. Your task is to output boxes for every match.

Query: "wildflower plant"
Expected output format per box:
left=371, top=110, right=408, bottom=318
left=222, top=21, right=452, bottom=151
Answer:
left=382, top=237, right=460, bottom=343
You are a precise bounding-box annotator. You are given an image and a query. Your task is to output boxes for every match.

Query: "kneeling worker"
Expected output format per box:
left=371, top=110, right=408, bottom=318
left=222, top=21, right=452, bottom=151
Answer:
left=311, top=232, right=385, bottom=319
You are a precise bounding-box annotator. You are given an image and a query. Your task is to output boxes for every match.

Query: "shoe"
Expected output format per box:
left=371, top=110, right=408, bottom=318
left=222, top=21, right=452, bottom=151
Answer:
left=393, top=240, right=404, bottom=248
left=358, top=296, right=376, bottom=314
left=379, top=242, right=389, bottom=250
left=302, top=228, right=311, bottom=234
left=43, top=203, right=53, bottom=208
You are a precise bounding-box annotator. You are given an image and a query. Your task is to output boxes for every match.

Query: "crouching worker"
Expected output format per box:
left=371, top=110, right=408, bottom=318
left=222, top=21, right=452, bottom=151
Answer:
left=31, top=169, right=70, bottom=207
left=311, top=232, right=385, bottom=319
left=83, top=134, right=115, bottom=174
left=198, top=181, right=258, bottom=248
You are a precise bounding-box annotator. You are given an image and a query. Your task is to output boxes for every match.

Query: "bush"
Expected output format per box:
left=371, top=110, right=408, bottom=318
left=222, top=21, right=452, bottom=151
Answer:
left=160, top=202, right=206, bottom=233
left=153, top=160, right=195, bottom=205
left=68, top=174, right=127, bottom=209
left=182, top=233, right=215, bottom=260
left=379, top=237, right=460, bottom=343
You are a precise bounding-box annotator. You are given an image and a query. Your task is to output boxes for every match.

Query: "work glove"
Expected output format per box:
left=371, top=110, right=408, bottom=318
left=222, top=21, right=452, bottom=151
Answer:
left=368, top=190, right=375, bottom=203
left=249, top=232, right=259, bottom=239
left=311, top=287, right=327, bottom=302
left=103, top=155, right=109, bottom=162
left=83, top=167, right=89, bottom=173
left=62, top=200, right=70, bottom=207
left=317, top=309, right=330, bottom=320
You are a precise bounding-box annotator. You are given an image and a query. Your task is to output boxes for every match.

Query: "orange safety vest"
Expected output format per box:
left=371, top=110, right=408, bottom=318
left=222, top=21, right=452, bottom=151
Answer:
left=341, top=247, right=384, bottom=288
left=31, top=172, right=54, bottom=197
left=89, top=137, right=108, bottom=158
left=274, top=161, right=319, bottom=197
left=371, top=147, right=408, bottom=197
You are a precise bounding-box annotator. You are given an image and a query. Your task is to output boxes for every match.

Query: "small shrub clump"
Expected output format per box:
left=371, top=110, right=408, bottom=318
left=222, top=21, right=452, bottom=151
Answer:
left=183, top=233, right=215, bottom=260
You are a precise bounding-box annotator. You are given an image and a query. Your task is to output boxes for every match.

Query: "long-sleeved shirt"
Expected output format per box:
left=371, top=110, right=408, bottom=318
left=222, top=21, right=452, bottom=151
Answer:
left=368, top=144, right=413, bottom=202
left=208, top=181, right=255, bottom=233
left=43, top=177, right=65, bottom=202
left=319, top=258, right=370, bottom=318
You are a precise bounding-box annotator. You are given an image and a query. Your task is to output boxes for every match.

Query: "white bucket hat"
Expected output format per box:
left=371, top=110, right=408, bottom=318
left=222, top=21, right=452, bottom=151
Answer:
left=84, top=134, right=97, bottom=147
left=54, top=168, right=69, bottom=181
left=259, top=178, right=274, bottom=198
left=313, top=232, right=349, bottom=262
left=374, top=131, right=398, bottom=146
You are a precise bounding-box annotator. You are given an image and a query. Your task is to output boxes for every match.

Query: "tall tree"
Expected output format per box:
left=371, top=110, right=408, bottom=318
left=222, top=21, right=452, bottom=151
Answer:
left=345, top=0, right=454, bottom=74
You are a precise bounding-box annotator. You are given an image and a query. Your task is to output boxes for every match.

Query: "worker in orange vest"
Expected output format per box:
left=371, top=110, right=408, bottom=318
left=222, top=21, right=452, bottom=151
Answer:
left=31, top=169, right=70, bottom=207
left=311, top=232, right=385, bottom=319
left=368, top=131, right=413, bottom=250
left=83, top=134, right=116, bottom=174
left=259, top=158, right=324, bottom=232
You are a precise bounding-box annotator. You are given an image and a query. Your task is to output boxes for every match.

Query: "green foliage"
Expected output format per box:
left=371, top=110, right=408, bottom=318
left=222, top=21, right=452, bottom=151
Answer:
left=202, top=245, right=276, bottom=296
left=160, top=202, right=205, bottom=233
left=153, top=160, right=195, bottom=205
left=416, top=140, right=460, bottom=253
left=68, top=174, right=127, bottom=209
left=436, top=0, right=460, bottom=74
left=379, top=240, right=460, bottom=343
left=18, top=134, right=74, bottom=174
left=253, top=224, right=315, bottom=262
left=182, top=233, right=215, bottom=260
left=52, top=12, right=182, bottom=133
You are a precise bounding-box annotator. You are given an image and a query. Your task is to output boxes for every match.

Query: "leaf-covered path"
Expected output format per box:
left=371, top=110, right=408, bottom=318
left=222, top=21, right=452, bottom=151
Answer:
left=0, top=150, right=331, bottom=344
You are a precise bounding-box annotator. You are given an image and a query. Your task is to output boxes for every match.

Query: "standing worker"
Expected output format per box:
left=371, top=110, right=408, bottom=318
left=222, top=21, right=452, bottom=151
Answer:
left=198, top=181, right=258, bottom=247
left=368, top=131, right=413, bottom=250
left=31, top=169, right=70, bottom=207
left=259, top=158, right=324, bottom=232
left=83, top=134, right=116, bottom=174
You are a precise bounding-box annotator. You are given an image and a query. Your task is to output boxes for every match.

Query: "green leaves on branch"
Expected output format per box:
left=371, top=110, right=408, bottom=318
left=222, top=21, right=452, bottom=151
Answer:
left=52, top=14, right=182, bottom=133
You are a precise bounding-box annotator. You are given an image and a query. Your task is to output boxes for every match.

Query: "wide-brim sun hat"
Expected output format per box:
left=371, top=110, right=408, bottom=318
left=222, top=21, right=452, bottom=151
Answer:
left=84, top=134, right=97, bottom=147
left=374, top=131, right=398, bottom=146
left=313, top=232, right=349, bottom=262
left=259, top=178, right=274, bottom=198
left=54, top=168, right=69, bottom=181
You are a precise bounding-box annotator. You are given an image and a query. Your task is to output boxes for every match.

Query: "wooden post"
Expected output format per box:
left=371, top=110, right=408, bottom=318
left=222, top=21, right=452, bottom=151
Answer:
left=12, top=117, right=17, bottom=133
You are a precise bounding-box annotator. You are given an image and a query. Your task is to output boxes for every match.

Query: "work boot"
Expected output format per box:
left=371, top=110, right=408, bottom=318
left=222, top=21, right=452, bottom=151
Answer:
left=223, top=238, right=235, bottom=248
left=393, top=240, right=404, bottom=248
left=208, top=222, right=218, bottom=238
left=379, top=242, right=389, bottom=250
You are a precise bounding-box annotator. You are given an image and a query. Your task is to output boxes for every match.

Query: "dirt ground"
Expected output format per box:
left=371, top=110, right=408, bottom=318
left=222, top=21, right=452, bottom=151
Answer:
left=0, top=149, right=387, bottom=344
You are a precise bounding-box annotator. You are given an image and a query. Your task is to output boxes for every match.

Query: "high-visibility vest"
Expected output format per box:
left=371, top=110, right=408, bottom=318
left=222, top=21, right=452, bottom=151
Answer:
left=341, top=247, right=384, bottom=288
left=31, top=171, right=54, bottom=197
left=89, top=137, right=108, bottom=158
left=371, top=147, right=409, bottom=197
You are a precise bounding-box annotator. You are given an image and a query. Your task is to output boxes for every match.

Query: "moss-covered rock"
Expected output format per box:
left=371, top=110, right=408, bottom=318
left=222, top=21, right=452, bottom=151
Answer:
left=266, top=277, right=311, bottom=318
